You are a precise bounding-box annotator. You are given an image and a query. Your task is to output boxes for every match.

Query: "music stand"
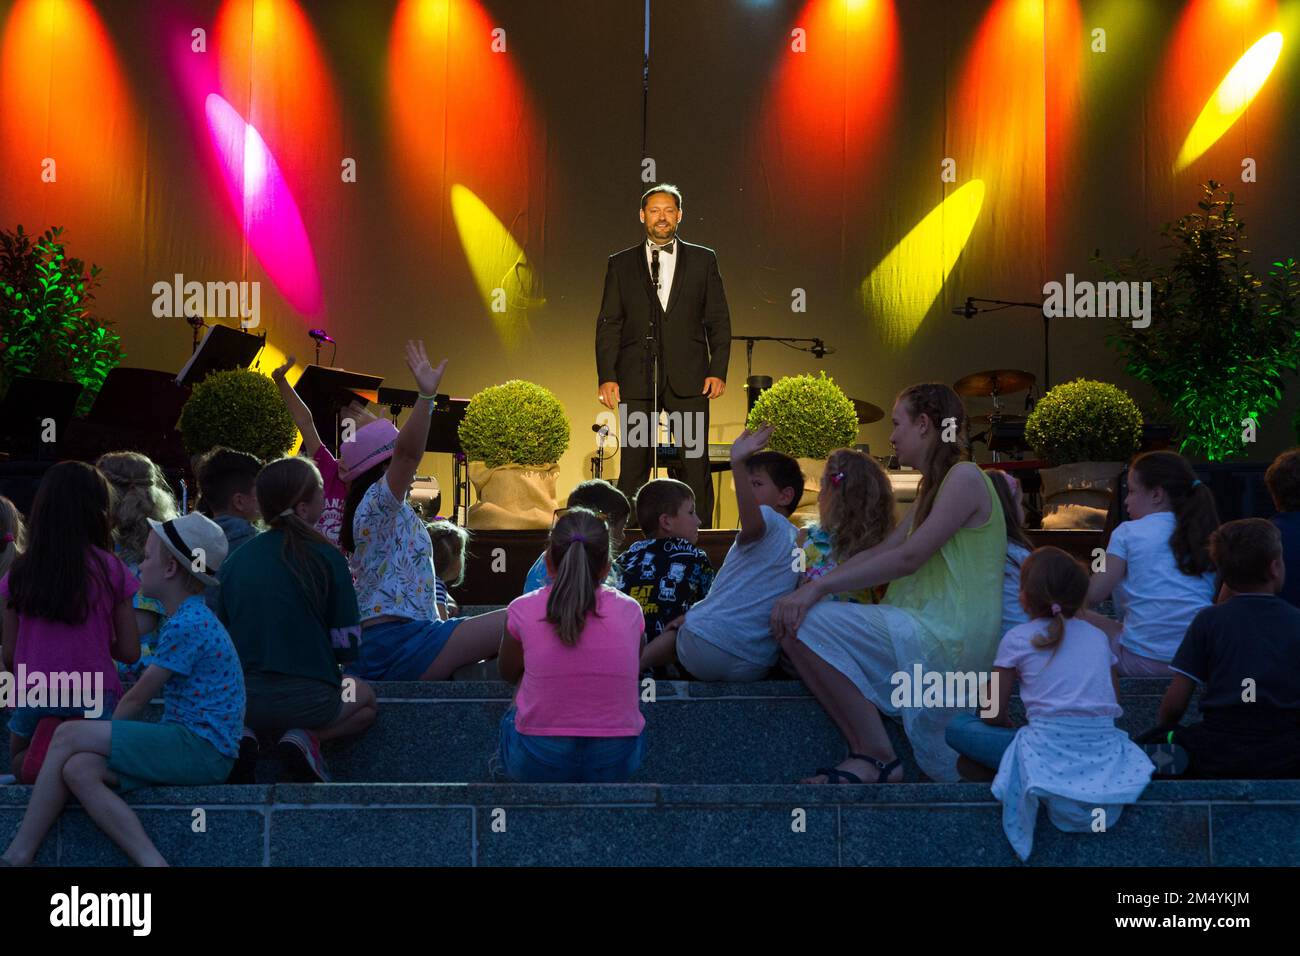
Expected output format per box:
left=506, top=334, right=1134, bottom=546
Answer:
left=0, top=378, right=83, bottom=458
left=175, top=324, right=266, bottom=387
left=294, top=366, right=383, bottom=457
left=86, top=368, right=190, bottom=432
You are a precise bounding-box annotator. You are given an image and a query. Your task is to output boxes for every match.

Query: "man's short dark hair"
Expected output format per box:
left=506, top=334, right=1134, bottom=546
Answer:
left=634, top=478, right=694, bottom=535
left=1266, top=448, right=1300, bottom=512
left=641, top=183, right=683, bottom=210
left=745, top=451, right=804, bottom=517
left=1211, top=518, right=1282, bottom=592
left=568, top=479, right=631, bottom=527
left=196, top=447, right=263, bottom=513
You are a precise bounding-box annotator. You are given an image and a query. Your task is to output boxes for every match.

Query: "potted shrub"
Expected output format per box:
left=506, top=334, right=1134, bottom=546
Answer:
left=1025, top=379, right=1143, bottom=529
left=745, top=371, right=859, bottom=519
left=1102, top=180, right=1300, bottom=461
left=178, top=367, right=298, bottom=461
left=0, top=225, right=123, bottom=416
left=458, top=380, right=571, bottom=529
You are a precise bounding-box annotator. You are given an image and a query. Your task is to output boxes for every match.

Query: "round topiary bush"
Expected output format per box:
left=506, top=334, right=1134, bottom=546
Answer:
left=745, top=372, right=859, bottom=460
left=178, top=368, right=298, bottom=461
left=458, top=379, right=571, bottom=468
left=1025, top=378, right=1143, bottom=466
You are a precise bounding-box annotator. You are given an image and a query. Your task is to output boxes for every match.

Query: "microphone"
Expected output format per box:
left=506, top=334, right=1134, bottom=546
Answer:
left=591, top=423, right=611, bottom=437
left=308, top=328, right=335, bottom=343
left=950, top=298, right=977, bottom=319
left=811, top=339, right=836, bottom=359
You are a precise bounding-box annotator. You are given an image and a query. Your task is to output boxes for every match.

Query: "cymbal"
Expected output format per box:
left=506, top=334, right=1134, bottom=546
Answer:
left=851, top=398, right=885, bottom=425
left=968, top=413, right=1027, bottom=426
left=953, top=369, right=1036, bottom=397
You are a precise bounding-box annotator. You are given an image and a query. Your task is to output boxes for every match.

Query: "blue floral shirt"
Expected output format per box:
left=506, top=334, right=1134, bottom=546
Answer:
left=351, top=479, right=439, bottom=622
left=149, top=595, right=246, bottom=759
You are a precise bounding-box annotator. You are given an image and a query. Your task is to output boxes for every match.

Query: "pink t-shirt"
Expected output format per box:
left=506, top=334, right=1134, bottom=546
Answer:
left=313, top=445, right=347, bottom=547
left=0, top=548, right=138, bottom=701
left=994, top=616, right=1120, bottom=720
left=508, top=585, right=646, bottom=737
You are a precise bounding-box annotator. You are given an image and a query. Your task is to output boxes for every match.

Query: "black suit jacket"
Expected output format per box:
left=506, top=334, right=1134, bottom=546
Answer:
left=595, top=239, right=731, bottom=400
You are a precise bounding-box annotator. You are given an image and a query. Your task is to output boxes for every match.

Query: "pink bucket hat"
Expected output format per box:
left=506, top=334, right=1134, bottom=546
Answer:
left=339, top=419, right=400, bottom=482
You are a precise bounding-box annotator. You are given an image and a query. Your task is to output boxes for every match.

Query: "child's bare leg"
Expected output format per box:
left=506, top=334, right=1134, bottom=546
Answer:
left=640, top=628, right=679, bottom=671
left=9, top=733, right=29, bottom=782
left=317, top=678, right=377, bottom=743
left=420, top=609, right=506, bottom=680
left=2, top=721, right=112, bottom=865
left=62, top=752, right=166, bottom=867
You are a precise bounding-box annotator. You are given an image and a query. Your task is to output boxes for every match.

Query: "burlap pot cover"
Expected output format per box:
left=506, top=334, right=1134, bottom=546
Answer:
left=1038, top=461, right=1125, bottom=531
left=467, top=462, right=560, bottom=530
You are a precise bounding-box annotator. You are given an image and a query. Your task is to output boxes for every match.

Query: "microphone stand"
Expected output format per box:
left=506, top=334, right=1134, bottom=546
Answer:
left=646, top=251, right=664, bottom=480
left=955, top=297, right=1050, bottom=393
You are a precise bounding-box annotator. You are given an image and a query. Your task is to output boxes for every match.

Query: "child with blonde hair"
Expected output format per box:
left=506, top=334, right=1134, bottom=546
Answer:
left=800, top=448, right=895, bottom=603
left=495, top=508, right=646, bottom=782
left=0, top=496, right=26, bottom=579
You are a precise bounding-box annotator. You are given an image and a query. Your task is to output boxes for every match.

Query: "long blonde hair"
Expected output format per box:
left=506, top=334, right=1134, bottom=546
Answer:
left=544, top=508, right=610, bottom=646
left=97, top=451, right=178, bottom=565
left=0, top=495, right=27, bottom=578
left=818, top=448, right=895, bottom=562
left=897, top=383, right=968, bottom=530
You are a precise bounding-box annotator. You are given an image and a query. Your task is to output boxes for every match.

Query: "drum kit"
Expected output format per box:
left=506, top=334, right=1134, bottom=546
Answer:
left=952, top=369, right=1036, bottom=458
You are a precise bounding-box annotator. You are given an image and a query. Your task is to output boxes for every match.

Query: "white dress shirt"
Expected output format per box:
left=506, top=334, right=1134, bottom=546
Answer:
left=645, top=238, right=677, bottom=313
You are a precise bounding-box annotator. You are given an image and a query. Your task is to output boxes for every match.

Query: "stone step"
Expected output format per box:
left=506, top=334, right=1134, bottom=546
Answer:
left=1, top=778, right=1290, bottom=867
left=0, top=680, right=1194, bottom=784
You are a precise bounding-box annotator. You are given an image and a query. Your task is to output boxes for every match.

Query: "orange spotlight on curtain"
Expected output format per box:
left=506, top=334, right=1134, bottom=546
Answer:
left=0, top=0, right=141, bottom=240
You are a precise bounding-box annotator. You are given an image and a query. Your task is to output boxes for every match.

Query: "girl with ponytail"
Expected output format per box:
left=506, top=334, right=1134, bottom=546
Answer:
left=216, top=457, right=375, bottom=783
left=946, top=546, right=1153, bottom=860
left=1083, top=451, right=1220, bottom=676
left=494, top=508, right=648, bottom=783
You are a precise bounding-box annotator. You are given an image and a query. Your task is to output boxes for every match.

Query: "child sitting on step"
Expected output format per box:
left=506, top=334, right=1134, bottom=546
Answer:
left=798, top=448, right=894, bottom=604
left=1143, top=519, right=1300, bottom=778
left=2, top=512, right=244, bottom=867
left=616, top=478, right=714, bottom=641
left=2, top=463, right=141, bottom=785
left=98, top=451, right=178, bottom=687
left=946, top=546, right=1153, bottom=861
left=521, top=479, right=631, bottom=593
left=495, top=508, right=646, bottom=783
left=1081, top=451, right=1219, bottom=676
left=641, top=426, right=802, bottom=681
left=990, top=469, right=1035, bottom=636
left=427, top=519, right=470, bottom=620
left=1264, top=448, right=1300, bottom=610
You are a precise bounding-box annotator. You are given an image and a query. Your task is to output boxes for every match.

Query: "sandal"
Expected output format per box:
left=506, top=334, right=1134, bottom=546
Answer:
left=849, top=752, right=903, bottom=783
left=809, top=752, right=904, bottom=784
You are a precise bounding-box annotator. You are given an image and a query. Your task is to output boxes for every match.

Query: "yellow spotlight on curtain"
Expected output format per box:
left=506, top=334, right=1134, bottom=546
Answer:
left=861, top=180, right=985, bottom=350
left=450, top=184, right=544, bottom=348
left=1175, top=31, right=1283, bottom=172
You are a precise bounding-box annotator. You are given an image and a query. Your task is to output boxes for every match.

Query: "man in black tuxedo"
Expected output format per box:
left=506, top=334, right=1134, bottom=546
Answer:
left=595, top=184, right=731, bottom=527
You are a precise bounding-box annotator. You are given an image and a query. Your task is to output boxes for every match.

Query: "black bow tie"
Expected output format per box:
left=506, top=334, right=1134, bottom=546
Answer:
left=650, top=241, right=674, bottom=255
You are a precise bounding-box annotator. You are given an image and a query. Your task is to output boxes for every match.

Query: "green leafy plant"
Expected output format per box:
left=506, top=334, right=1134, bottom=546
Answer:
left=458, top=380, right=570, bottom=468
left=178, top=368, right=297, bottom=461
left=1025, top=379, right=1143, bottom=466
left=1101, top=181, right=1300, bottom=461
left=745, top=371, right=858, bottom=460
left=0, top=225, right=123, bottom=415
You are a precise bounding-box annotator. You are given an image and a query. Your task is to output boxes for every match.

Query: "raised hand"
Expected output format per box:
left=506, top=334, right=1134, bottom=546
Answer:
left=405, top=340, right=448, bottom=397
left=730, top=423, right=775, bottom=463
left=272, top=356, right=296, bottom=384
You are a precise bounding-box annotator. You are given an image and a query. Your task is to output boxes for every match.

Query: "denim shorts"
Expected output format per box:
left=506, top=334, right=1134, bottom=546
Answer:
left=945, top=712, right=1016, bottom=771
left=495, top=707, right=646, bottom=783
left=346, top=617, right=462, bottom=682
left=7, top=704, right=115, bottom=740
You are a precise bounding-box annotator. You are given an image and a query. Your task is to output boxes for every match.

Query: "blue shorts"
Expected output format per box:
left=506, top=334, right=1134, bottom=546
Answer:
left=108, top=720, right=235, bottom=793
left=495, top=707, right=646, bottom=783
left=346, top=617, right=462, bottom=682
left=7, top=703, right=115, bottom=740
